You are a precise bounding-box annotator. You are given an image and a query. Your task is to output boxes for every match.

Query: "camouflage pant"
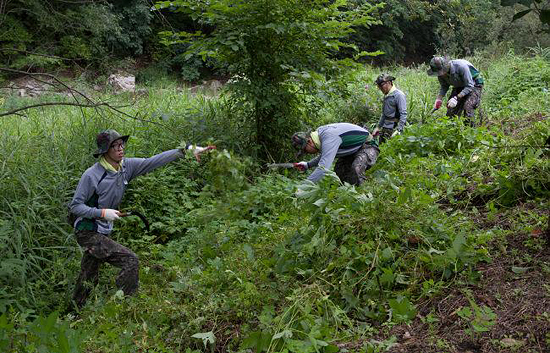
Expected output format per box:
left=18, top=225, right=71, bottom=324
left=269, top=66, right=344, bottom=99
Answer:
left=446, top=86, right=483, bottom=126
left=334, top=143, right=380, bottom=185
left=73, top=230, right=139, bottom=308
left=379, top=127, right=395, bottom=145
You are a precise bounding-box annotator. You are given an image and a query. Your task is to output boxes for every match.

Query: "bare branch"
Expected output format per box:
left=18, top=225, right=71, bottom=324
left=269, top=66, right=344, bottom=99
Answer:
left=0, top=68, right=175, bottom=131
left=0, top=48, right=74, bottom=61
left=0, top=102, right=110, bottom=117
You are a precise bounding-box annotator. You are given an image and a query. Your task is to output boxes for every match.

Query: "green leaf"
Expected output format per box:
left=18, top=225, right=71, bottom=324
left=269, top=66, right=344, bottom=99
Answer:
left=512, top=9, right=532, bottom=22
left=511, top=266, right=529, bottom=274
left=191, top=331, right=216, bottom=348
left=272, top=329, right=292, bottom=340
left=452, top=234, right=466, bottom=255
left=243, top=244, right=255, bottom=261
left=397, top=187, right=411, bottom=205
left=381, top=247, right=393, bottom=261
left=389, top=296, right=416, bottom=323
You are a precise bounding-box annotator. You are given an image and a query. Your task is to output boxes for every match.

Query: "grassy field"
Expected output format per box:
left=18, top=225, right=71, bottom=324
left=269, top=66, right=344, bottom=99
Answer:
left=0, top=52, right=549, bottom=352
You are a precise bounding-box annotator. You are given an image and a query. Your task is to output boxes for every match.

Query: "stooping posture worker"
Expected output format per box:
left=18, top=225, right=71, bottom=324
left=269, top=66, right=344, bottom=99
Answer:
left=69, top=129, right=214, bottom=308
left=372, top=73, right=407, bottom=144
left=428, top=56, right=484, bottom=126
left=291, top=122, right=379, bottom=186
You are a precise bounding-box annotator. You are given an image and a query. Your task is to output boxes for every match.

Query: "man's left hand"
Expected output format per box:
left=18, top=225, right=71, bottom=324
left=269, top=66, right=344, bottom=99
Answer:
left=191, top=145, right=216, bottom=162
left=447, top=96, right=458, bottom=108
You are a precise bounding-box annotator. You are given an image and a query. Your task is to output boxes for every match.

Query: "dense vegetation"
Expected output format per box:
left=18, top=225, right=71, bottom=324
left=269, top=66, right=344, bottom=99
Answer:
left=0, top=48, right=549, bottom=351
left=1, top=0, right=549, bottom=76
left=1, top=0, right=550, bottom=352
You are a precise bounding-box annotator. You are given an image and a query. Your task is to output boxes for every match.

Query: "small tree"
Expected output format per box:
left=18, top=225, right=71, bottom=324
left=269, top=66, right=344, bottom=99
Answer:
left=155, top=0, right=381, bottom=160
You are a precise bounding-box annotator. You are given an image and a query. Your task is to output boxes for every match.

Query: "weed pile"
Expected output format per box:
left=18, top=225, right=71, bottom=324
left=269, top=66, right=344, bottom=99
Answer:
left=0, top=53, right=549, bottom=352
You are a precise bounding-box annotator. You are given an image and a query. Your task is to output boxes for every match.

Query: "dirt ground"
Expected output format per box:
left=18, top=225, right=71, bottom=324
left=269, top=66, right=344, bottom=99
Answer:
left=380, top=209, right=550, bottom=353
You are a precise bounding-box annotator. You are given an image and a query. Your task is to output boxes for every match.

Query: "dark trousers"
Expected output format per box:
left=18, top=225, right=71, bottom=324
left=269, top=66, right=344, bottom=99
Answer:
left=334, top=143, right=379, bottom=186
left=73, top=230, right=139, bottom=308
left=446, top=86, right=483, bottom=126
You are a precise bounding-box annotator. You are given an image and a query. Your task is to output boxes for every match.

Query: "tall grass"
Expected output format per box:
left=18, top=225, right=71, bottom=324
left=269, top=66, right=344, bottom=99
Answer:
left=0, top=89, right=233, bottom=312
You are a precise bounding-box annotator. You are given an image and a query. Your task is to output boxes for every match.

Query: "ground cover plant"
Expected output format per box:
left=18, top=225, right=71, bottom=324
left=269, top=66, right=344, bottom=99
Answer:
left=0, top=52, right=549, bottom=352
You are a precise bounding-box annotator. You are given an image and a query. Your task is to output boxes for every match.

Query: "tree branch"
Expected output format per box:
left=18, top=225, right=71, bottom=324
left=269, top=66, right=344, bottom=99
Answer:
left=0, top=48, right=74, bottom=61
left=0, top=102, right=110, bottom=117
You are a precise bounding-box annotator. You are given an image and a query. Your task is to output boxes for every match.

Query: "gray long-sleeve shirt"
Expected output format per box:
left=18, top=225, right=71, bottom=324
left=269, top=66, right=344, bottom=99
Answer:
left=306, top=123, right=374, bottom=183
left=438, top=59, right=482, bottom=98
left=378, top=88, right=407, bottom=132
left=69, top=148, right=184, bottom=234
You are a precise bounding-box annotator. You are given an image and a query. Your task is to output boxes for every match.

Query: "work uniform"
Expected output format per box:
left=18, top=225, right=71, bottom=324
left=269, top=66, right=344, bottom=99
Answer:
left=70, top=149, right=184, bottom=307
left=305, top=123, right=379, bottom=185
left=377, top=86, right=407, bottom=144
left=438, top=59, right=484, bottom=125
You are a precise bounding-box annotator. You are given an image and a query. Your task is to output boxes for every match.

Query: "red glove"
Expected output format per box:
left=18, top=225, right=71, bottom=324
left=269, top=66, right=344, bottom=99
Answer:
left=433, top=99, right=442, bottom=110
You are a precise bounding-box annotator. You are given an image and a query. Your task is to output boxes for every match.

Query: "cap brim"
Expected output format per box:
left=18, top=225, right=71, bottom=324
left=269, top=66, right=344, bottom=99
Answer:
left=93, top=135, right=130, bottom=157
left=428, top=68, right=448, bottom=76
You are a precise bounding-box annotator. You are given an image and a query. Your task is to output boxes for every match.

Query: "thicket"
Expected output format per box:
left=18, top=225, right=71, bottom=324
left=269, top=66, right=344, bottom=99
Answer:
left=1, top=0, right=549, bottom=77
left=0, top=52, right=548, bottom=352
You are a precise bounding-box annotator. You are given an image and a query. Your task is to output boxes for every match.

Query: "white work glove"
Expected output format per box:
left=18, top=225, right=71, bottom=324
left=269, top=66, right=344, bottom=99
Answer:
left=102, top=209, right=120, bottom=221
left=433, top=99, right=442, bottom=110
left=391, top=130, right=401, bottom=137
left=372, top=127, right=380, bottom=137
left=293, top=161, right=308, bottom=171
left=187, top=144, right=216, bottom=162
left=447, top=96, right=458, bottom=108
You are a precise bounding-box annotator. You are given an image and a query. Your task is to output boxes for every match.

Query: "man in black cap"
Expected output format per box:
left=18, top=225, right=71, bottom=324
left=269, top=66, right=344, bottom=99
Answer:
left=68, top=129, right=214, bottom=308
left=428, top=56, right=484, bottom=126
left=291, top=123, right=379, bottom=185
left=372, top=73, right=407, bottom=144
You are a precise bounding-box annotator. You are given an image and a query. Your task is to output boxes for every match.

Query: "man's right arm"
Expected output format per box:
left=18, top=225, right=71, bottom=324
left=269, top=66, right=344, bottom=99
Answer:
left=307, top=136, right=340, bottom=183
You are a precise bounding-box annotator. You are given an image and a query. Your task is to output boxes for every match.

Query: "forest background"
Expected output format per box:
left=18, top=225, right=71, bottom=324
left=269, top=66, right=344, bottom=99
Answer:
left=0, top=0, right=549, bottom=352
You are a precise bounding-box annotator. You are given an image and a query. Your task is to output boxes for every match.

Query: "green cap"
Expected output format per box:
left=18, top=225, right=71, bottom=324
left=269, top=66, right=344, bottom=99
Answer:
left=375, top=73, right=395, bottom=86
left=93, top=129, right=130, bottom=157
left=427, top=56, right=451, bottom=76
left=291, top=131, right=310, bottom=158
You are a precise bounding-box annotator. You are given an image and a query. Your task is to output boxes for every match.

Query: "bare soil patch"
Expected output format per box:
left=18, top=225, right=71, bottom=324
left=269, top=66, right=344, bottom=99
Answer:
left=381, top=212, right=550, bottom=352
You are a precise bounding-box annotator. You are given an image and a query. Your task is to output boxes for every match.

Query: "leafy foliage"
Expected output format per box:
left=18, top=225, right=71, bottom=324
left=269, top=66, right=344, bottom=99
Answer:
left=0, top=53, right=549, bottom=352
left=501, top=0, right=550, bottom=31
left=0, top=0, right=152, bottom=71
left=155, top=0, right=382, bottom=160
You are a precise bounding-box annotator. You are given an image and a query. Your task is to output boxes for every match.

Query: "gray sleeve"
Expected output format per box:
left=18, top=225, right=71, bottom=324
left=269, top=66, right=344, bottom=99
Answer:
left=438, top=76, right=450, bottom=97
left=396, top=92, right=407, bottom=132
left=307, top=136, right=341, bottom=183
left=307, top=155, right=321, bottom=168
left=377, top=113, right=385, bottom=128
left=457, top=64, right=474, bottom=97
left=126, top=148, right=184, bottom=180
left=69, top=172, right=103, bottom=219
